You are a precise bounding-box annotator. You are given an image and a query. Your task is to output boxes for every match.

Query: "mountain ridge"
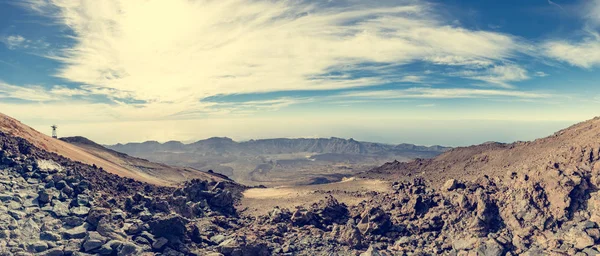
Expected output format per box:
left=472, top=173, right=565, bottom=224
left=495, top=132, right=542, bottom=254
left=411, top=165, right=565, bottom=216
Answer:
left=108, top=137, right=450, bottom=156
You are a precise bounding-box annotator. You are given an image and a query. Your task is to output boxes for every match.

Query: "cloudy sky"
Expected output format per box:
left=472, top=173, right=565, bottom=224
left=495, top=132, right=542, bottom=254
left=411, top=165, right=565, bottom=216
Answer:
left=0, top=0, right=599, bottom=146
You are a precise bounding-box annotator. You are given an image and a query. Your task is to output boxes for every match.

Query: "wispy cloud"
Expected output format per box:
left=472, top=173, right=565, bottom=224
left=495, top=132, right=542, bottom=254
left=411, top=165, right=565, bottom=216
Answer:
left=1, top=34, right=51, bottom=51
left=15, top=0, right=536, bottom=116
left=543, top=0, right=600, bottom=68
left=547, top=0, right=565, bottom=11
left=0, top=81, right=59, bottom=101
left=1, top=35, right=26, bottom=50
left=336, top=88, right=552, bottom=100
left=587, top=0, right=600, bottom=26
left=544, top=36, right=600, bottom=68
left=447, top=64, right=529, bottom=88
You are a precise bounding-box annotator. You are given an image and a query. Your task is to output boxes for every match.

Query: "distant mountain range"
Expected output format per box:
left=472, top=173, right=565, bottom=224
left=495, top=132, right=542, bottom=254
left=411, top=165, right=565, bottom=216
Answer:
left=107, top=137, right=450, bottom=157
left=106, top=137, right=450, bottom=186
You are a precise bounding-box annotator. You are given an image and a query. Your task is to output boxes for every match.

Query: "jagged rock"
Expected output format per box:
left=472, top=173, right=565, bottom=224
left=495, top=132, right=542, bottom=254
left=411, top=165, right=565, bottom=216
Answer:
left=453, top=237, right=478, bottom=251
left=291, top=207, right=319, bottom=227
left=0, top=214, right=18, bottom=230
left=51, top=200, right=69, bottom=217
left=86, top=207, right=110, bottom=227
left=64, top=239, right=82, bottom=254
left=148, top=214, right=187, bottom=239
left=76, top=194, right=91, bottom=206
left=151, top=199, right=170, bottom=213
left=564, top=228, right=595, bottom=249
left=29, top=241, right=49, bottom=252
left=442, top=179, right=458, bottom=191
left=125, top=222, right=144, bottom=235
left=268, top=207, right=291, bottom=223
left=331, top=222, right=363, bottom=248
left=314, top=196, right=349, bottom=225
left=134, top=235, right=150, bottom=245
left=40, top=231, right=61, bottom=241
left=210, top=234, right=227, bottom=244
left=63, top=216, right=85, bottom=226
left=476, top=239, right=505, bottom=256
left=8, top=209, right=26, bottom=220
left=98, top=240, right=123, bottom=255
left=117, top=242, right=141, bottom=256
left=190, top=220, right=225, bottom=243
left=218, top=237, right=269, bottom=256
left=38, top=189, right=52, bottom=204
left=360, top=246, right=382, bottom=256
left=163, top=247, right=186, bottom=256
left=63, top=224, right=88, bottom=239
left=71, top=206, right=91, bottom=217
left=210, top=191, right=234, bottom=209
left=55, top=180, right=67, bottom=190
left=83, top=231, right=108, bottom=252
left=357, top=207, right=391, bottom=235
left=152, top=237, right=169, bottom=250
left=96, top=217, right=127, bottom=241
left=44, top=248, right=65, bottom=256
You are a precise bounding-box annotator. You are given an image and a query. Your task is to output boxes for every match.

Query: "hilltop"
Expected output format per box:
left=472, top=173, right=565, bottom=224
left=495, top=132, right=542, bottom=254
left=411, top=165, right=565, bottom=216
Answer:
left=0, top=113, right=227, bottom=186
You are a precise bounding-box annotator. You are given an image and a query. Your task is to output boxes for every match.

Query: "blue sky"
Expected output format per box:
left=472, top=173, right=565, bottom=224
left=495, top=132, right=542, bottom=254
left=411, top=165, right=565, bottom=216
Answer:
left=0, top=0, right=599, bottom=146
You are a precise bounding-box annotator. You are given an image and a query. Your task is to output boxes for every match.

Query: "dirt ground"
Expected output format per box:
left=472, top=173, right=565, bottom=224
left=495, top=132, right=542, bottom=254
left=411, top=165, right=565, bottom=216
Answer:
left=238, top=178, right=392, bottom=216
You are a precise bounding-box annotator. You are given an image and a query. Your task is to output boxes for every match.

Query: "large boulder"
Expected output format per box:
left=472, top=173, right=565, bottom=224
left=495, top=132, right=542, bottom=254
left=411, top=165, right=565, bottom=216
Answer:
left=357, top=207, right=391, bottom=235
left=149, top=214, right=187, bottom=239
left=314, top=196, right=349, bottom=225
left=218, top=237, right=269, bottom=256
left=83, top=231, right=108, bottom=252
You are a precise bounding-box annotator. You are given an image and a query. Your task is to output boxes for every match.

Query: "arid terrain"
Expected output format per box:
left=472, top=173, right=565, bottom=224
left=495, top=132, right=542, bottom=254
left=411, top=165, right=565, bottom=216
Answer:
left=0, top=113, right=226, bottom=186
left=2, top=112, right=600, bottom=255
left=107, top=138, right=448, bottom=187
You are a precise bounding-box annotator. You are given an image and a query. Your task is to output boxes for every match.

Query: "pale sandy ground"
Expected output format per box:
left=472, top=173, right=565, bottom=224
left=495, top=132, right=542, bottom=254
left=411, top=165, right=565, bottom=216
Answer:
left=239, top=178, right=392, bottom=216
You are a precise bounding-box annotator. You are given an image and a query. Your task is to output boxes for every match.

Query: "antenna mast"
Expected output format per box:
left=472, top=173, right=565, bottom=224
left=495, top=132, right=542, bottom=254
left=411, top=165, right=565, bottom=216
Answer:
left=51, top=125, right=58, bottom=139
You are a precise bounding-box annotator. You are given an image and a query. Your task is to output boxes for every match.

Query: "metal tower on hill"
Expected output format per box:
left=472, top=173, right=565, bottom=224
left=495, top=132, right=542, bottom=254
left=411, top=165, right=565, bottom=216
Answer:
left=51, top=125, right=58, bottom=139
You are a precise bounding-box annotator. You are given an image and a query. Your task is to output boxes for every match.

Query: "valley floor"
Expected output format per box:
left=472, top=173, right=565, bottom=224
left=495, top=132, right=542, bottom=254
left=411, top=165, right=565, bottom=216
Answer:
left=239, top=178, right=391, bottom=216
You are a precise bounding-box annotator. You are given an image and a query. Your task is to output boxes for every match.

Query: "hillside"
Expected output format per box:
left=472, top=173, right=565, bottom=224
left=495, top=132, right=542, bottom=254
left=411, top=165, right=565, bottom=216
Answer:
left=363, top=117, right=600, bottom=186
left=0, top=112, right=226, bottom=186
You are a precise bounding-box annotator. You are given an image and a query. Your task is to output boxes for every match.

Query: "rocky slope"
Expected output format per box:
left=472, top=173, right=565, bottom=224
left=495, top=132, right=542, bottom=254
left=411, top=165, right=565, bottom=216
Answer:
left=0, top=112, right=224, bottom=186
left=61, top=136, right=231, bottom=185
left=364, top=117, right=600, bottom=187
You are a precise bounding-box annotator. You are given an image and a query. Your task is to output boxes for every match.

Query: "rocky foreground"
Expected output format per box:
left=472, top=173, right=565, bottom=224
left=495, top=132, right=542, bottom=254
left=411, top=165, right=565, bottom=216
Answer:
left=2, top=126, right=600, bottom=256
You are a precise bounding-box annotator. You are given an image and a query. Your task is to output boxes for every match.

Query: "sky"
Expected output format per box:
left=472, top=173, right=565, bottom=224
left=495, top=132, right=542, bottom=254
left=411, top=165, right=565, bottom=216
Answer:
left=0, top=0, right=599, bottom=146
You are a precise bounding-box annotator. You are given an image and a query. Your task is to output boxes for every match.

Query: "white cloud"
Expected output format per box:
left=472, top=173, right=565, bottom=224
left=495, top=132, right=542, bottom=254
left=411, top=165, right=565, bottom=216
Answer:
left=1, top=35, right=27, bottom=50
left=1, top=34, right=51, bottom=52
left=49, top=85, right=90, bottom=96
left=17, top=0, right=532, bottom=118
left=544, top=38, right=600, bottom=68
left=425, top=55, right=493, bottom=67
left=448, top=64, right=529, bottom=88
left=0, top=81, right=59, bottom=101
left=586, top=0, right=600, bottom=26
left=534, top=71, right=549, bottom=77
left=400, top=75, right=426, bottom=83
left=337, top=87, right=551, bottom=99
left=543, top=0, right=600, bottom=68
